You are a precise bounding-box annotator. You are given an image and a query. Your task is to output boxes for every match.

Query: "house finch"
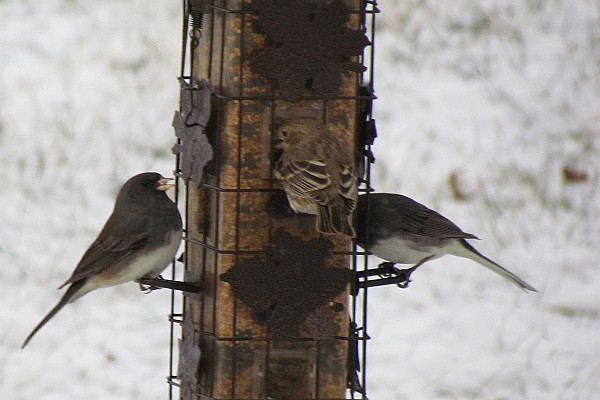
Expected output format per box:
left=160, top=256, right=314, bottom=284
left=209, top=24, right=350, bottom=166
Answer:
left=273, top=119, right=357, bottom=237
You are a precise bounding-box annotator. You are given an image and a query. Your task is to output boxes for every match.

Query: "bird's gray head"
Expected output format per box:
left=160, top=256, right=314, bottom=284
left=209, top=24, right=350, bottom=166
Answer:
left=115, top=172, right=175, bottom=209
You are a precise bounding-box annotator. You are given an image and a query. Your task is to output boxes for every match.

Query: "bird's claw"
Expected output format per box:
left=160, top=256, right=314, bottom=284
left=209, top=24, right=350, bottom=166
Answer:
left=396, top=265, right=418, bottom=288
left=140, top=284, right=160, bottom=294
left=396, top=277, right=412, bottom=289
left=137, top=275, right=164, bottom=293
left=376, top=261, right=416, bottom=288
left=377, top=261, right=398, bottom=278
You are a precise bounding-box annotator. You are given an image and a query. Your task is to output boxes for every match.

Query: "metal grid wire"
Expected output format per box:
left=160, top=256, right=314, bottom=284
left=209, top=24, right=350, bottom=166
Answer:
left=168, top=1, right=378, bottom=398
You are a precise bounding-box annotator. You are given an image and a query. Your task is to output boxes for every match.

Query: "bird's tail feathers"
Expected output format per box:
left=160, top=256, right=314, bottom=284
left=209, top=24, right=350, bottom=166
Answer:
left=21, top=279, right=87, bottom=349
left=317, top=204, right=356, bottom=238
left=457, top=240, right=537, bottom=292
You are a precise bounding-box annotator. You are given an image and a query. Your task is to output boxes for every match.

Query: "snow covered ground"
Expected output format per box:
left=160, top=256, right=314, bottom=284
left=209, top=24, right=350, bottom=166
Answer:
left=1, top=0, right=598, bottom=399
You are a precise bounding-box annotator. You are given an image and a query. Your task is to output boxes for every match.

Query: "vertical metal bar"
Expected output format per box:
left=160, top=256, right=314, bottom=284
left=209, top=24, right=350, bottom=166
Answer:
left=170, top=2, right=191, bottom=398
left=211, top=4, right=226, bottom=398
left=361, top=3, right=376, bottom=397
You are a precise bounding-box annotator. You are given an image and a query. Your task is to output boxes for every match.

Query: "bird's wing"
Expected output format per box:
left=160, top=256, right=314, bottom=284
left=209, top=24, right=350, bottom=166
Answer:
left=60, top=212, right=152, bottom=287
left=370, top=194, right=478, bottom=239
left=338, top=162, right=357, bottom=213
left=279, top=159, right=332, bottom=204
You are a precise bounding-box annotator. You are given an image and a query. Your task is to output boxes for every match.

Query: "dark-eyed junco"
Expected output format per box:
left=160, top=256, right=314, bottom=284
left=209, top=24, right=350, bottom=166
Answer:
left=22, top=172, right=183, bottom=348
left=356, top=193, right=537, bottom=292
left=272, top=119, right=358, bottom=237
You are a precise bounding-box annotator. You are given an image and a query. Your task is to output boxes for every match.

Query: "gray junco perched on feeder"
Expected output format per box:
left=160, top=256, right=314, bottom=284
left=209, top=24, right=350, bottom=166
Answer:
left=356, top=193, right=537, bottom=292
left=22, top=172, right=183, bottom=348
left=272, top=119, right=358, bottom=237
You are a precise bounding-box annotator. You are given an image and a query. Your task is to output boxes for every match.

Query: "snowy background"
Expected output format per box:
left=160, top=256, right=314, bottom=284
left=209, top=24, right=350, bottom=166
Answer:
left=1, top=0, right=598, bottom=399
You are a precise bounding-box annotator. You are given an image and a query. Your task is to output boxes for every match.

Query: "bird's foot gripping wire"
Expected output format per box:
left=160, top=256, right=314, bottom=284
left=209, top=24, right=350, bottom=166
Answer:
left=374, top=261, right=417, bottom=288
left=136, top=275, right=203, bottom=294
left=354, top=258, right=431, bottom=290
left=137, top=275, right=165, bottom=293
left=386, top=255, right=435, bottom=288
left=392, top=264, right=417, bottom=289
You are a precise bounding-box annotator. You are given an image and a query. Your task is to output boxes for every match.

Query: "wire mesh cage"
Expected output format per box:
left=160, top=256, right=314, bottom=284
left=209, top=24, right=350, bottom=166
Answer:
left=167, top=1, right=378, bottom=399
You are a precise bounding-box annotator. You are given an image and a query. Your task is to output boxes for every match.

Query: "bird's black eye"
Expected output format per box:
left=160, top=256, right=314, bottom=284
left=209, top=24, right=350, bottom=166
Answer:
left=280, top=130, right=288, bottom=138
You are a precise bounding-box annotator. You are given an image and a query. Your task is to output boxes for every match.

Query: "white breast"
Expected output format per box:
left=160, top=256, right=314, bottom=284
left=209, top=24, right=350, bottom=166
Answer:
left=85, top=230, right=182, bottom=291
left=369, top=236, right=442, bottom=265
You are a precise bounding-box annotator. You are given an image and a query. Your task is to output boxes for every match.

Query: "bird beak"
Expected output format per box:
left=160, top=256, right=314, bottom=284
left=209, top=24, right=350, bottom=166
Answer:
left=157, top=177, right=175, bottom=191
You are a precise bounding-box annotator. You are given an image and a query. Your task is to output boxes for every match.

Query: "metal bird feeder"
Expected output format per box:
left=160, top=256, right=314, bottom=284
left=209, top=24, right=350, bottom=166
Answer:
left=166, top=1, right=379, bottom=399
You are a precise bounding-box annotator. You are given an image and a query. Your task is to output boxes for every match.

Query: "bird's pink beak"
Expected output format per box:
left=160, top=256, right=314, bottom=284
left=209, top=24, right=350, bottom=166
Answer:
left=156, top=177, right=175, bottom=191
